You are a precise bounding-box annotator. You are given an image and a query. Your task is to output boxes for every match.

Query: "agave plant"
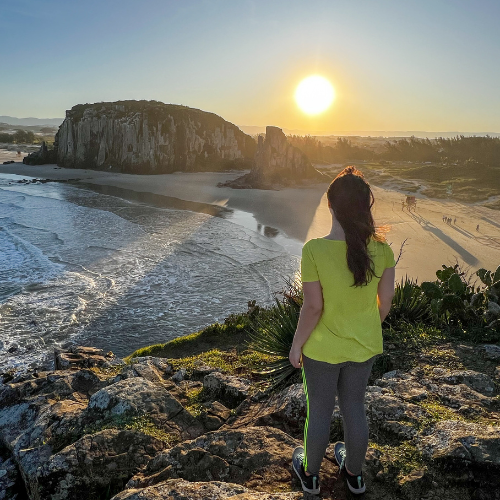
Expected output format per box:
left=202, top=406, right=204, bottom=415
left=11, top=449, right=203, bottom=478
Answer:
left=248, top=298, right=299, bottom=388
left=384, top=276, right=430, bottom=327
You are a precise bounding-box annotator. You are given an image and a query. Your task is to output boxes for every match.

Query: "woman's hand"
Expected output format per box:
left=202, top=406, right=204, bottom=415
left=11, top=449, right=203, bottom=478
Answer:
left=289, top=344, right=302, bottom=369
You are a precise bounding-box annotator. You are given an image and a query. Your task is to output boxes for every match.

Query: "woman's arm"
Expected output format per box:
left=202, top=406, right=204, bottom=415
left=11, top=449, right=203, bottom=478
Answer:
left=289, top=281, right=323, bottom=368
left=377, top=266, right=396, bottom=322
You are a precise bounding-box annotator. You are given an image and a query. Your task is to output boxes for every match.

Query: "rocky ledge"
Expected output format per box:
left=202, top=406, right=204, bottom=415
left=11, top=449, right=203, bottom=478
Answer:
left=1, top=343, right=500, bottom=500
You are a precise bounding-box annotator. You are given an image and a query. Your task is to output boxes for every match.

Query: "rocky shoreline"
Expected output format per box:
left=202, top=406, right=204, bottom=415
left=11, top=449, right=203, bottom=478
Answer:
left=1, top=339, right=500, bottom=500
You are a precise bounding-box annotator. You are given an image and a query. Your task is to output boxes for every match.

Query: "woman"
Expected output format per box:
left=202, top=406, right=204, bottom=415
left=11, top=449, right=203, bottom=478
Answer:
left=290, top=166, right=395, bottom=496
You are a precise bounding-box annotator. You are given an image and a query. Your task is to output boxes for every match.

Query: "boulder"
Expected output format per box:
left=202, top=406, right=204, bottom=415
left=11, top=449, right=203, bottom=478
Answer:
left=374, top=370, right=428, bottom=402
left=200, top=401, right=232, bottom=431
left=480, top=344, right=500, bottom=362
left=430, top=368, right=496, bottom=396
left=126, top=426, right=302, bottom=492
left=365, top=386, right=426, bottom=440
left=111, top=478, right=302, bottom=500
left=70, top=368, right=101, bottom=393
left=418, top=420, right=500, bottom=466
left=113, top=357, right=173, bottom=385
left=171, top=368, right=187, bottom=383
left=226, top=383, right=311, bottom=436
left=85, top=378, right=203, bottom=439
left=54, top=346, right=123, bottom=370
left=36, top=429, right=166, bottom=500
left=430, top=382, right=494, bottom=410
left=23, top=141, right=57, bottom=166
left=203, top=372, right=251, bottom=407
left=0, top=402, right=37, bottom=451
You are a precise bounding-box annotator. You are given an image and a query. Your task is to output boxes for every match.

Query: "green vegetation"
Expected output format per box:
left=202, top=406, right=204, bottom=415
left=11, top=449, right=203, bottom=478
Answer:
left=289, top=135, right=500, bottom=205
left=0, top=128, right=55, bottom=145
left=384, top=277, right=431, bottom=328
left=184, top=386, right=206, bottom=417
left=370, top=441, right=427, bottom=480
left=249, top=300, right=300, bottom=387
left=83, top=413, right=179, bottom=444
left=125, top=311, right=256, bottom=361
left=126, top=306, right=280, bottom=387
left=289, top=134, right=500, bottom=167
left=50, top=413, right=179, bottom=454
left=0, top=130, right=35, bottom=144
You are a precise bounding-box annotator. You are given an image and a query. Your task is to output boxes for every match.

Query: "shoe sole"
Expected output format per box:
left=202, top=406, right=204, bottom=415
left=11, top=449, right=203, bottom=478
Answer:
left=346, top=480, right=366, bottom=495
left=292, top=462, right=320, bottom=495
left=333, top=442, right=366, bottom=495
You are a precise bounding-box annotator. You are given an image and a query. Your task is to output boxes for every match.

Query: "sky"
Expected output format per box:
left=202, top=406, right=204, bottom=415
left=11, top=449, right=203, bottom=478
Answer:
left=1, top=0, right=500, bottom=133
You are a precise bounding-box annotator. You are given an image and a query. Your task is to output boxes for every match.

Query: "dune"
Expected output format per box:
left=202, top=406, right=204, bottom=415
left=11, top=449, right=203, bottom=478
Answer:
left=1, top=161, right=499, bottom=282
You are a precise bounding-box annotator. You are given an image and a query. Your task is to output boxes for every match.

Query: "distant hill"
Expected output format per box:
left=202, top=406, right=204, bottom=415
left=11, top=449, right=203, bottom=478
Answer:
left=238, top=125, right=500, bottom=139
left=0, top=116, right=63, bottom=127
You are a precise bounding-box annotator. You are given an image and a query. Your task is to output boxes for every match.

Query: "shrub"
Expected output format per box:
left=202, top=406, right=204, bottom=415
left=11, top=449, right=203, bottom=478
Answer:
left=384, top=276, right=430, bottom=328
left=249, top=299, right=300, bottom=388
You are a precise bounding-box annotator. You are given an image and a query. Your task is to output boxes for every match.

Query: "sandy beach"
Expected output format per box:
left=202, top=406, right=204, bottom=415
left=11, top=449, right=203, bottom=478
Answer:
left=1, top=160, right=499, bottom=282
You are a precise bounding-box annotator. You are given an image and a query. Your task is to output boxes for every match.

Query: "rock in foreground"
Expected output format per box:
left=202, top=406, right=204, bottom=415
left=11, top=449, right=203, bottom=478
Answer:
left=1, top=343, right=500, bottom=500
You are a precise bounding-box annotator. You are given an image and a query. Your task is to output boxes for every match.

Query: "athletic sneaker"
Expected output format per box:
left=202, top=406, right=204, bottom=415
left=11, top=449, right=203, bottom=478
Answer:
left=292, top=446, right=320, bottom=495
left=333, top=441, right=366, bottom=495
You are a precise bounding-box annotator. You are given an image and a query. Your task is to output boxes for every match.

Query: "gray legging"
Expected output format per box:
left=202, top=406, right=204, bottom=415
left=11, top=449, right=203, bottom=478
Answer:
left=301, top=354, right=375, bottom=476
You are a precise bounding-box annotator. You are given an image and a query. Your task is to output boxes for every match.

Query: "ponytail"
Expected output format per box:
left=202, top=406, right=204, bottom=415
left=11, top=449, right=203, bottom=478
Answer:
left=327, top=166, right=383, bottom=286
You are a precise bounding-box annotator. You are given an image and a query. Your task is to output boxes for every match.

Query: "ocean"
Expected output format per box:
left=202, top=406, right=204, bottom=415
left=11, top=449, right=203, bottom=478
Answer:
left=0, top=172, right=300, bottom=372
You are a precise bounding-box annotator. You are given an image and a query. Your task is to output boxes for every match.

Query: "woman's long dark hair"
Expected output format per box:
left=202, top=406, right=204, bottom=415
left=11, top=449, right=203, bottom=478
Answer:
left=327, top=166, right=384, bottom=286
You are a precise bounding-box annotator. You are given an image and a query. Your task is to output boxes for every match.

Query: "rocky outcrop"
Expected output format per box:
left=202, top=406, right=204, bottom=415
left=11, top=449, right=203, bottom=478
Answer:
left=203, top=372, right=252, bottom=407
left=22, top=141, right=57, bottom=165
left=221, top=126, right=323, bottom=188
left=112, top=478, right=302, bottom=500
left=37, top=429, right=166, bottom=500
left=253, top=127, right=319, bottom=183
left=56, top=100, right=256, bottom=173
left=54, top=345, right=121, bottom=370
left=2, top=343, right=500, bottom=500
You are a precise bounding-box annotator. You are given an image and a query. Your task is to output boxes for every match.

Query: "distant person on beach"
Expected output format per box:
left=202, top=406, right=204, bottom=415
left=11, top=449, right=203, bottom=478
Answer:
left=477, top=224, right=480, bottom=231
left=454, top=218, right=457, bottom=224
left=289, top=166, right=396, bottom=496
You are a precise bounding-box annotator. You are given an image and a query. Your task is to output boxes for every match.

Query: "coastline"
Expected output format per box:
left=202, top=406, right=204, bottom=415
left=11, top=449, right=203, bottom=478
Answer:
left=1, top=161, right=500, bottom=282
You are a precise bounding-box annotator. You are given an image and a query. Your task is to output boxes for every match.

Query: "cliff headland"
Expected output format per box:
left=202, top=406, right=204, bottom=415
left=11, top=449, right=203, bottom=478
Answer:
left=27, top=100, right=256, bottom=173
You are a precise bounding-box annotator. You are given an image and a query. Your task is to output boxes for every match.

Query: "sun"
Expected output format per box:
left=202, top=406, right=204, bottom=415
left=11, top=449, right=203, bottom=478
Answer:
left=295, top=75, right=335, bottom=115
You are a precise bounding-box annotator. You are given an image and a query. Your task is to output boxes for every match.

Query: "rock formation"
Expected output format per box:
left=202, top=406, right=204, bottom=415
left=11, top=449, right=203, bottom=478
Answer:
left=254, top=126, right=318, bottom=182
left=220, top=126, right=323, bottom=188
left=55, top=101, right=256, bottom=173
left=2, top=342, right=500, bottom=499
left=23, top=141, right=57, bottom=165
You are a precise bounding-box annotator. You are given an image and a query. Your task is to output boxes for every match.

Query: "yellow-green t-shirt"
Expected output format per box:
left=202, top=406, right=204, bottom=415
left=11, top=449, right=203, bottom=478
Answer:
left=301, top=238, right=395, bottom=364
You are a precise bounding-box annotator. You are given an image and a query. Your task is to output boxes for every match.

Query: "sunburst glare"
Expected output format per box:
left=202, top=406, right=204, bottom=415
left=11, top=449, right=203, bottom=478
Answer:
left=295, top=75, right=335, bottom=115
